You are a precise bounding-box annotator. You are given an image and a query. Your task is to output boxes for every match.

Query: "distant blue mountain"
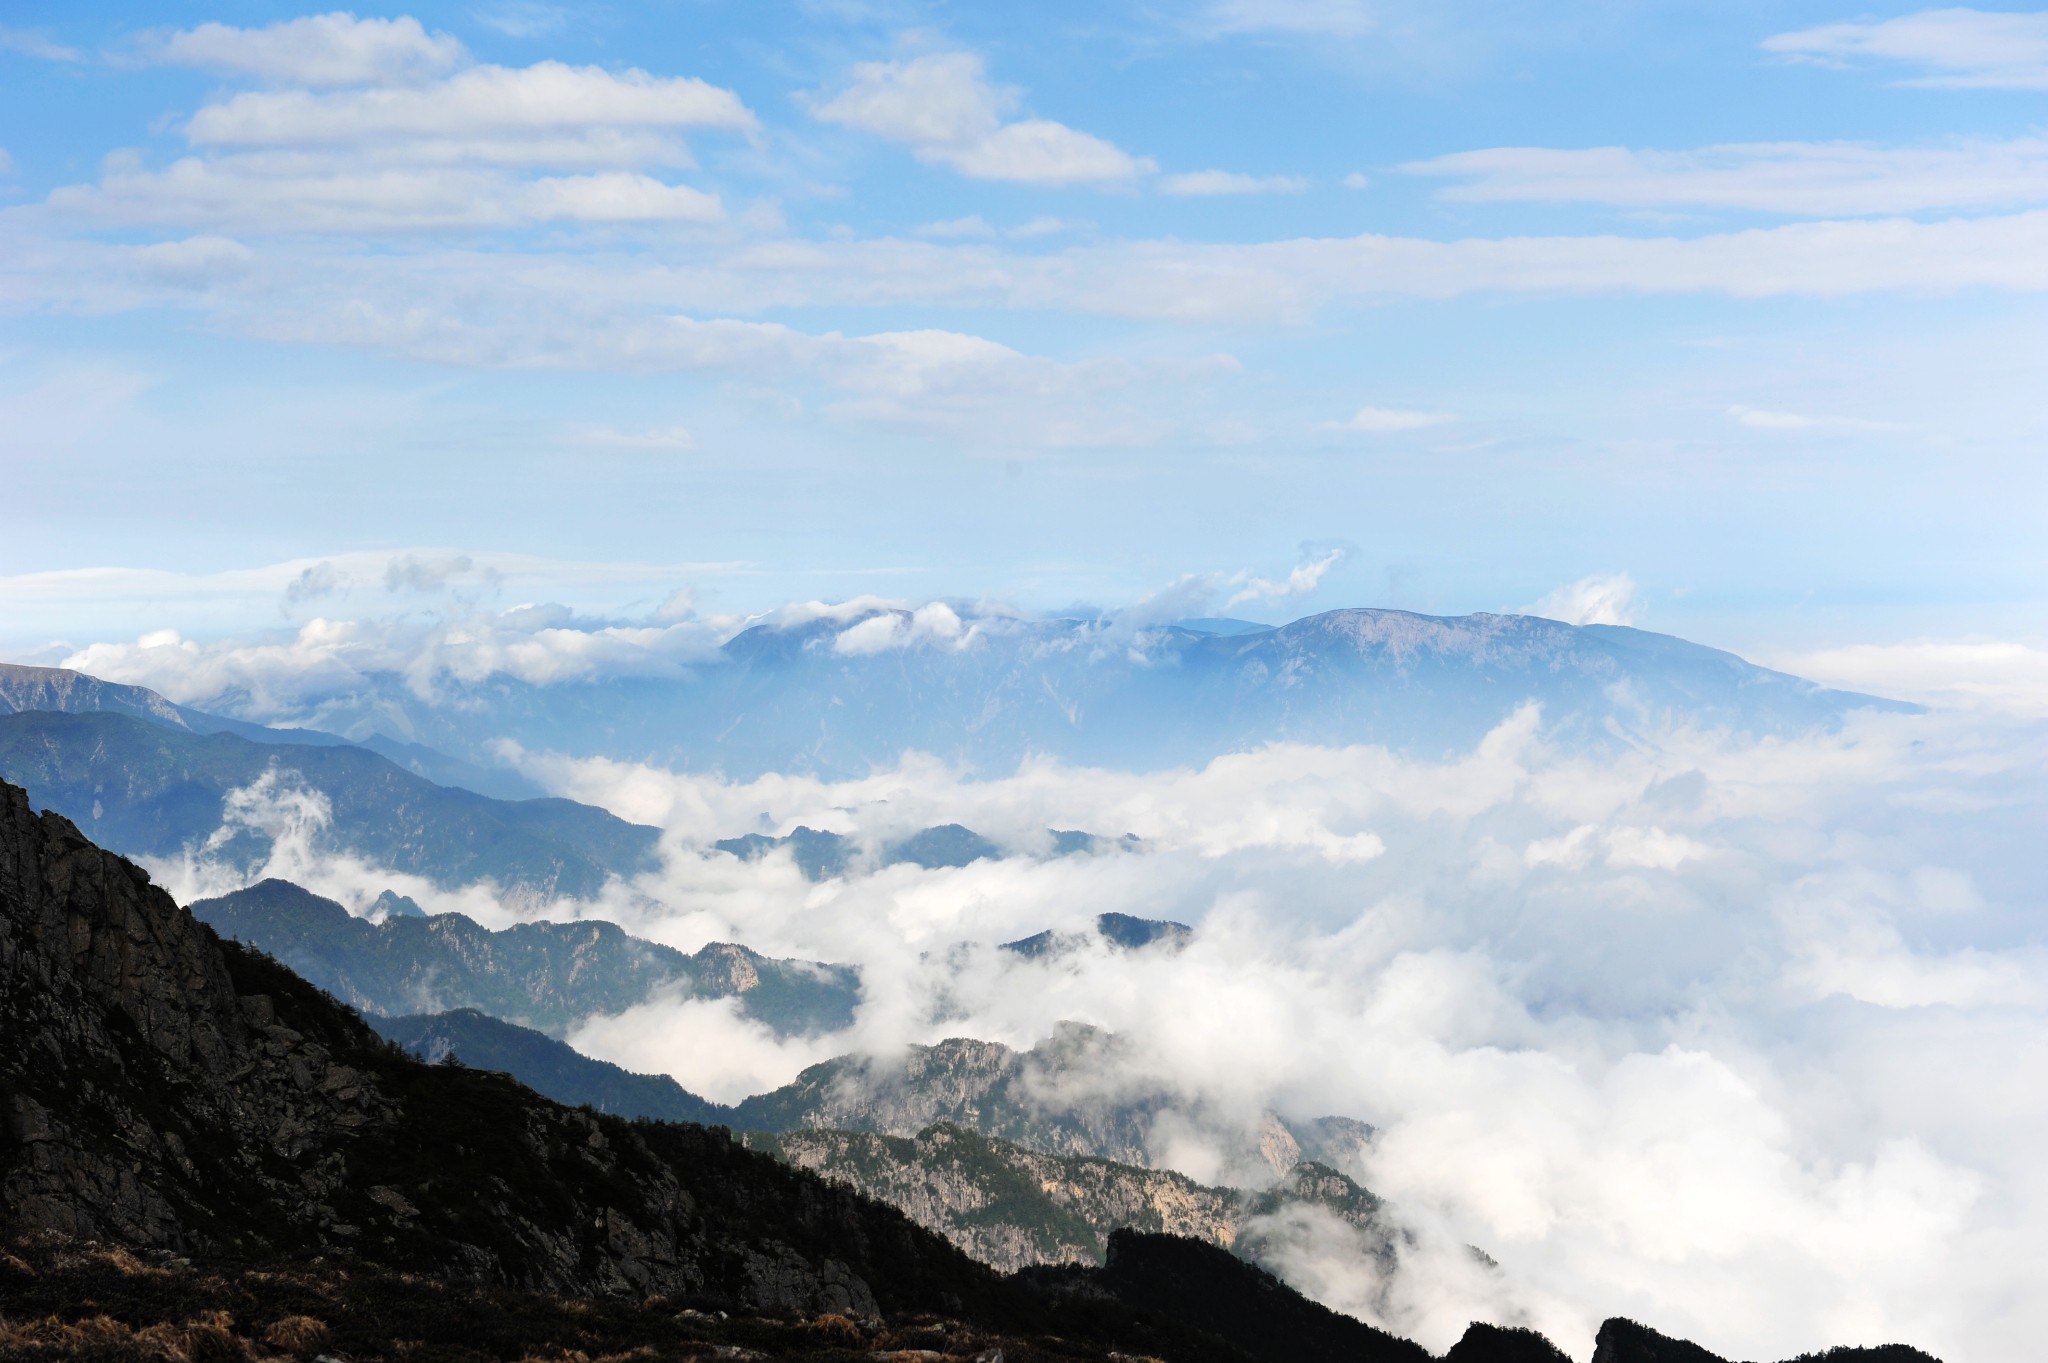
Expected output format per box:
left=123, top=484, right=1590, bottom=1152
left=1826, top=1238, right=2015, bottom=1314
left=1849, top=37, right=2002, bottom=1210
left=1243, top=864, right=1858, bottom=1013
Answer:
left=204, top=607, right=1909, bottom=778
left=0, top=661, right=542, bottom=800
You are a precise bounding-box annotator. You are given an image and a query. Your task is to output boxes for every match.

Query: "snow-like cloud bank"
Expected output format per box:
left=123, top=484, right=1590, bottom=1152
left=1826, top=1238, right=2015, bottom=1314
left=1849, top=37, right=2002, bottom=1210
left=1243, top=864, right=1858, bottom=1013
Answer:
left=145, top=699, right=2048, bottom=1363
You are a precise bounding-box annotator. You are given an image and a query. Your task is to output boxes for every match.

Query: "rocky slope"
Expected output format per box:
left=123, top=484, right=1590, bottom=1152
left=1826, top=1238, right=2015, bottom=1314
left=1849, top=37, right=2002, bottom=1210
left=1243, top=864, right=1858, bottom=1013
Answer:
left=190, top=879, right=859, bottom=1037
left=0, top=776, right=987, bottom=1313
left=371, top=1007, right=730, bottom=1124
left=746, top=1122, right=1394, bottom=1277
left=0, top=710, right=656, bottom=903
left=730, top=1023, right=1370, bottom=1182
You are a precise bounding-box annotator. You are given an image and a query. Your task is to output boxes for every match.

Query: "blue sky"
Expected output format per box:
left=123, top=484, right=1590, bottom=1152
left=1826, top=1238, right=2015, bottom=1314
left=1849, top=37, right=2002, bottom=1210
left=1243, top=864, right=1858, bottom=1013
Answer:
left=1, top=1, right=2044, bottom=666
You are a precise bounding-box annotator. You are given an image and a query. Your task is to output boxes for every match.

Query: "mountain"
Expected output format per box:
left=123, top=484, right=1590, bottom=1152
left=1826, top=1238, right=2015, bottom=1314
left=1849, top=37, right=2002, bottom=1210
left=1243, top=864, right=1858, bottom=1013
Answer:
left=190, top=878, right=860, bottom=1037
left=716, top=821, right=1134, bottom=881
left=746, top=1122, right=1394, bottom=1275
left=729, top=1023, right=1368, bottom=1183
left=0, top=660, right=541, bottom=799
left=371, top=1008, right=731, bottom=1123
left=0, top=775, right=991, bottom=1313
left=1004, top=910, right=1194, bottom=958
left=0, top=779, right=1940, bottom=1363
left=137, top=608, right=1915, bottom=779
left=0, top=710, right=658, bottom=904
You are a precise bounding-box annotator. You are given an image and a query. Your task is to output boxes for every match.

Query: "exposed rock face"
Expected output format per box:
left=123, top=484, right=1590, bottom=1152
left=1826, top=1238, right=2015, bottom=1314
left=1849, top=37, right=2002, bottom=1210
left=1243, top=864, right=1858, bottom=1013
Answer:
left=0, top=778, right=994, bottom=1315
left=746, top=1122, right=1395, bottom=1275
left=731, top=1023, right=1365, bottom=1183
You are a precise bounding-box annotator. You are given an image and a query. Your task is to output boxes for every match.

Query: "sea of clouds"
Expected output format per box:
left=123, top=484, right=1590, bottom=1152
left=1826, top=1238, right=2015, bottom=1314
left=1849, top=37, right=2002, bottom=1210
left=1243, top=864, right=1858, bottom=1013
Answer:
left=138, top=689, right=2048, bottom=1363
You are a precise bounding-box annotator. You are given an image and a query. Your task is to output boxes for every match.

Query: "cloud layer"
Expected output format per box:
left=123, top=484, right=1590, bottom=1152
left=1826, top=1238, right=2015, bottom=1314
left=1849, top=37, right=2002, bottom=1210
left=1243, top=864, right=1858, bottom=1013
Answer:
left=137, top=700, right=2048, bottom=1363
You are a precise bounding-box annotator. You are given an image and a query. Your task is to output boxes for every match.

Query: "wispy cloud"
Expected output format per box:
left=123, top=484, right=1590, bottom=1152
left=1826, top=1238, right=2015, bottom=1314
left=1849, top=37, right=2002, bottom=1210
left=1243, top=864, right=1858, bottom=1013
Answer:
left=1403, top=136, right=2048, bottom=217
left=0, top=23, right=83, bottom=63
left=1764, top=7, right=2048, bottom=90
left=1322, top=406, right=1454, bottom=432
left=1523, top=572, right=1639, bottom=627
left=1727, top=405, right=1894, bottom=432
left=1160, top=169, right=1309, bottom=196
left=574, top=423, right=697, bottom=450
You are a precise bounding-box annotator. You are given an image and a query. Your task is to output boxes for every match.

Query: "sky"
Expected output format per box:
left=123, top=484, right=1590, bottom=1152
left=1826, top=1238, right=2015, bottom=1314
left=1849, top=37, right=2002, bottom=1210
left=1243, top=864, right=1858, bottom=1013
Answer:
left=1, top=1, right=2044, bottom=671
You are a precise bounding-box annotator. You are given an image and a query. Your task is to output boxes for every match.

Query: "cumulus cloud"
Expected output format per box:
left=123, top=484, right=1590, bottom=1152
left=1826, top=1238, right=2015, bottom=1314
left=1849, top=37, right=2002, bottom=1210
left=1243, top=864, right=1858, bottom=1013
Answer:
left=147, top=13, right=467, bottom=87
left=185, top=61, right=755, bottom=148
left=1524, top=573, right=1639, bottom=627
left=1403, top=136, right=2048, bottom=217
left=1764, top=7, right=2048, bottom=90
left=1160, top=169, right=1309, bottom=196
left=811, top=52, right=1155, bottom=187
left=832, top=601, right=978, bottom=656
left=281, top=560, right=346, bottom=612
left=42, top=51, right=753, bottom=234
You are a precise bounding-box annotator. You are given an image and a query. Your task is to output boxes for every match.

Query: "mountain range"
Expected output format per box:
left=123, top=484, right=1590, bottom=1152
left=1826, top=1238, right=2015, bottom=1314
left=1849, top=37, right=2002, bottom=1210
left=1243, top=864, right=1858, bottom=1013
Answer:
left=42, top=608, right=1915, bottom=782
left=0, top=708, right=658, bottom=904
left=0, top=777, right=1941, bottom=1362
left=190, top=878, right=860, bottom=1037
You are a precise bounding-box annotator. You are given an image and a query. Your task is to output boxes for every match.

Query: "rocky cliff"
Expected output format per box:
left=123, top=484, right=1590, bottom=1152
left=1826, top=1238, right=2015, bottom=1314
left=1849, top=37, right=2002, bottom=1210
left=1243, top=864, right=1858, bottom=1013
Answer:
left=731, top=1023, right=1368, bottom=1183
left=747, top=1121, right=1394, bottom=1276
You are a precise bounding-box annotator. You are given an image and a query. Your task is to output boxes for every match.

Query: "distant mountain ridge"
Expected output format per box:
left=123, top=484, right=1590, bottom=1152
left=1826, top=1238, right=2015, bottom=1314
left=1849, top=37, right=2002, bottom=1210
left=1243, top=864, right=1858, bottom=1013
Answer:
left=92, top=606, right=1911, bottom=779
left=192, top=878, right=859, bottom=1038
left=0, top=661, right=541, bottom=799
left=0, top=710, right=658, bottom=904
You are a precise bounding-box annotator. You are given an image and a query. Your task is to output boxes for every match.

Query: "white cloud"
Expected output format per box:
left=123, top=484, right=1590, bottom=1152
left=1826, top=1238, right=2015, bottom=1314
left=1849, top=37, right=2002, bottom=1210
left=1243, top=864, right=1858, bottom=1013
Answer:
left=1222, top=548, right=1345, bottom=610
left=1727, top=405, right=1893, bottom=432
left=1324, top=405, right=1455, bottom=432
left=150, top=13, right=467, bottom=87
left=51, top=158, right=725, bottom=232
left=473, top=3, right=572, bottom=39
left=915, top=214, right=997, bottom=238
left=186, top=61, right=756, bottom=147
left=0, top=24, right=82, bottom=62
left=811, top=52, right=1154, bottom=186
left=1161, top=169, right=1310, bottom=196
left=832, top=602, right=978, bottom=656
left=573, top=423, right=697, bottom=450
left=1524, top=573, right=1639, bottom=627
left=1768, top=639, right=2048, bottom=719
left=1403, top=137, right=2048, bottom=217
left=392, top=702, right=2048, bottom=1361
left=1343, top=171, right=1372, bottom=190
left=1764, top=7, right=2048, bottom=90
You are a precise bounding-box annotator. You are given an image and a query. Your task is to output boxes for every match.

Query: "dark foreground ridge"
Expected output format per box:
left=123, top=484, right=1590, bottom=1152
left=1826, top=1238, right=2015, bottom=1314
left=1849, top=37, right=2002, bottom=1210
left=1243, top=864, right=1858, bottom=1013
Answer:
left=0, top=777, right=1940, bottom=1362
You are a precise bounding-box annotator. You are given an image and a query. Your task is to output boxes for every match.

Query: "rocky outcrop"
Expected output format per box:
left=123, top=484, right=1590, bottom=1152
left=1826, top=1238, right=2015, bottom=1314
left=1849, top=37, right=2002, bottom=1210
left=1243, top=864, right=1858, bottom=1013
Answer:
left=0, top=778, right=994, bottom=1316
left=747, top=1122, right=1396, bottom=1277
left=731, top=1022, right=1365, bottom=1184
